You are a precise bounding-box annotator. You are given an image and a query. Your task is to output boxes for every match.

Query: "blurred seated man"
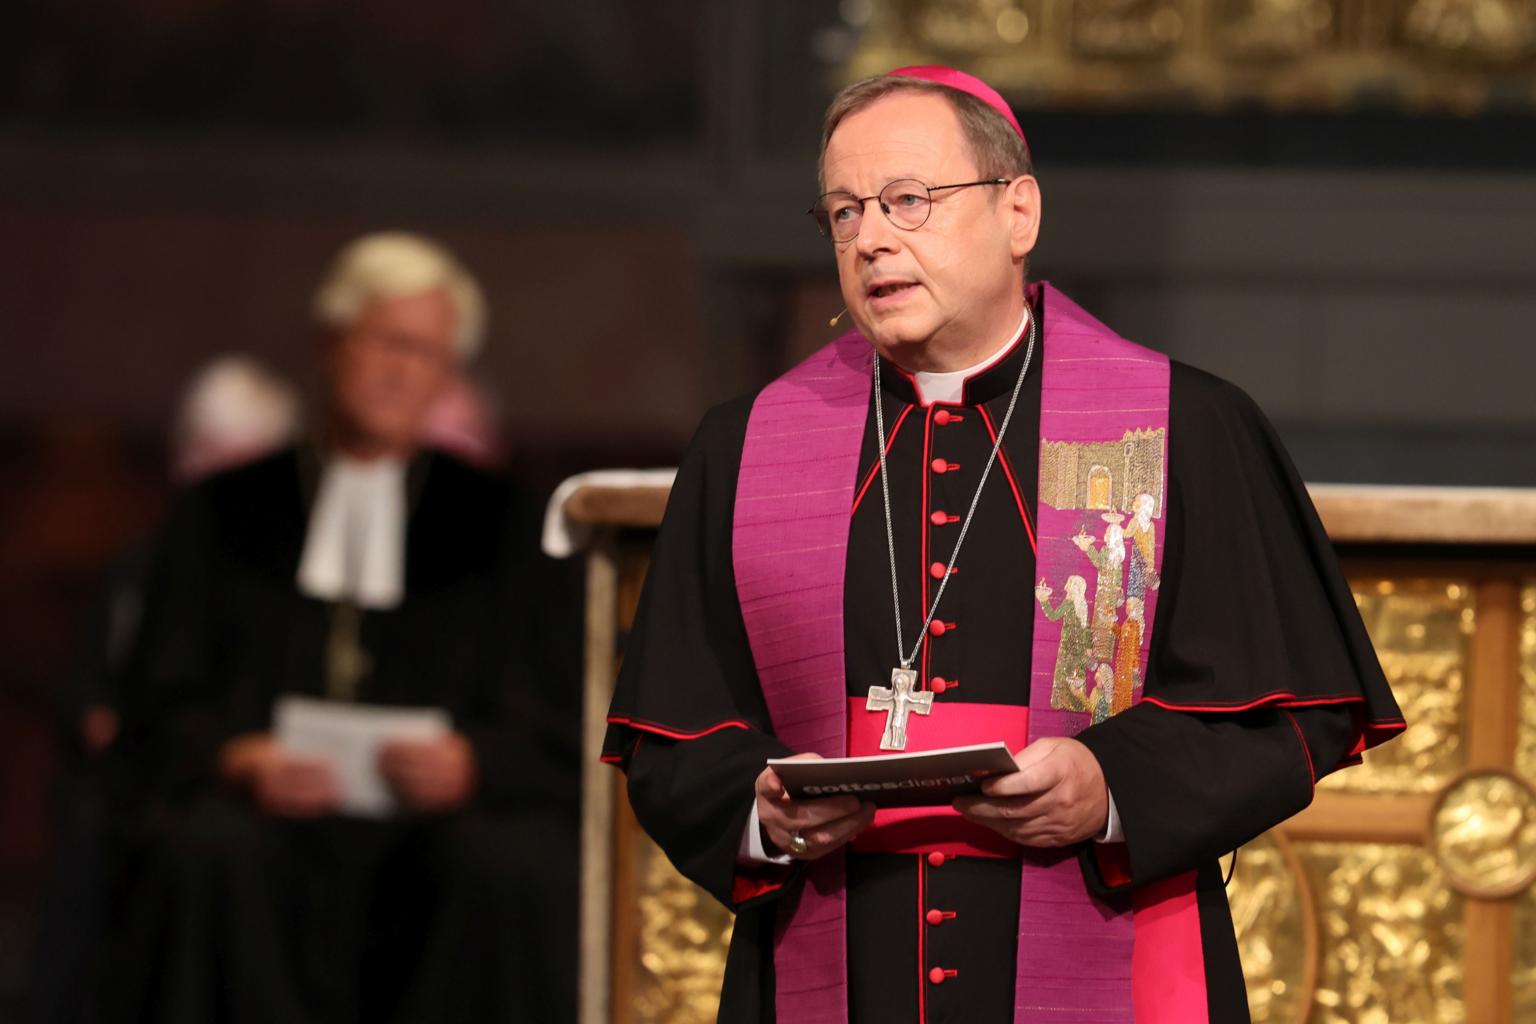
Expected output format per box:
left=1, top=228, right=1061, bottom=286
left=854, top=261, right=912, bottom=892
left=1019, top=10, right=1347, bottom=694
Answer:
left=111, top=233, right=579, bottom=1024
left=80, top=354, right=302, bottom=758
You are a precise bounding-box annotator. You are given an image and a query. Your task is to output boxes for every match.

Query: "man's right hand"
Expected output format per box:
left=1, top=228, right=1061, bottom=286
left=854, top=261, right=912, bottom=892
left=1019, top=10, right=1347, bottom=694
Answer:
left=219, top=733, right=340, bottom=819
left=754, top=753, right=875, bottom=860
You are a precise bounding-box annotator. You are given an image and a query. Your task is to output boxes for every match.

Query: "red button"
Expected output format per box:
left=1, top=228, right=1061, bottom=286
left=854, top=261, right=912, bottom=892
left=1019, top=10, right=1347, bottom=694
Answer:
left=931, top=677, right=949, bottom=694
left=930, top=510, right=950, bottom=526
left=930, top=458, right=949, bottom=474
left=927, top=851, right=946, bottom=867
left=929, top=561, right=951, bottom=580
left=934, top=409, right=951, bottom=425
left=929, top=620, right=952, bottom=637
left=928, top=967, right=953, bottom=985
left=926, top=909, right=944, bottom=926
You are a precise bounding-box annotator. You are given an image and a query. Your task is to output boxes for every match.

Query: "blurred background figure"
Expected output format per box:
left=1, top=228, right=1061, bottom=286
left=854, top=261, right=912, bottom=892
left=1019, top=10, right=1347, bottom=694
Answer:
left=102, top=233, right=579, bottom=1024
left=88, top=355, right=302, bottom=757
left=170, top=355, right=303, bottom=486
left=419, top=373, right=506, bottom=471
left=29, top=354, right=299, bottom=1024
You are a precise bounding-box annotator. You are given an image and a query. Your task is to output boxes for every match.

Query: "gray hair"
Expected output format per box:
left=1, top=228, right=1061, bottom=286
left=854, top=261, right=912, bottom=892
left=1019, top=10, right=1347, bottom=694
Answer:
left=818, top=75, right=1034, bottom=191
left=312, top=232, right=487, bottom=361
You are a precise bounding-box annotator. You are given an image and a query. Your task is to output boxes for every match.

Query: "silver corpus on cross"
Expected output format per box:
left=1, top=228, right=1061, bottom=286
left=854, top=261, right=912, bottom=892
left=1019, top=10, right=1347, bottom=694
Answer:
left=865, top=311, right=1038, bottom=750
left=866, top=666, right=932, bottom=750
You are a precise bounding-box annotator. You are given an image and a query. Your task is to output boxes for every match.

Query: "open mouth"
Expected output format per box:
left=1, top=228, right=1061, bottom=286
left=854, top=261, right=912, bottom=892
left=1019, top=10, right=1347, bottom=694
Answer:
left=869, top=281, right=918, bottom=300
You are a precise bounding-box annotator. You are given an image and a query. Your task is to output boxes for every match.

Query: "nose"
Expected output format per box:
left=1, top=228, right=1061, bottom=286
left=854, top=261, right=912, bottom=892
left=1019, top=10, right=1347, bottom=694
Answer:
left=853, top=199, right=901, bottom=260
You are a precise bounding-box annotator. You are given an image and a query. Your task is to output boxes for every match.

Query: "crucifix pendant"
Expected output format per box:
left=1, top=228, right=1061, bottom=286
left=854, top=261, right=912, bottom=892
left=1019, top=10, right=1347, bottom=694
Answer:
left=325, top=602, right=373, bottom=703
left=866, top=667, right=933, bottom=751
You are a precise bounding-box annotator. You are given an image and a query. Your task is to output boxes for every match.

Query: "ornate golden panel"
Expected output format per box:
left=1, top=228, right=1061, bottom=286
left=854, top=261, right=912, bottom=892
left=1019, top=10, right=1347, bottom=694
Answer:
left=629, top=836, right=734, bottom=1024
left=1517, top=584, right=1536, bottom=785
left=1295, top=841, right=1466, bottom=1024
left=1224, top=834, right=1316, bottom=1022
left=839, top=0, right=1536, bottom=113
left=1319, top=579, right=1471, bottom=795
left=1517, top=884, right=1536, bottom=1022
left=1515, top=583, right=1536, bottom=1023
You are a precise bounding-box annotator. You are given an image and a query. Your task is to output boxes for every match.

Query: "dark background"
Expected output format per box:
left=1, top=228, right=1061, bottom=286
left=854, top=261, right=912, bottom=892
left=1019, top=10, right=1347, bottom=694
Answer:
left=1, top=0, right=1532, bottom=1011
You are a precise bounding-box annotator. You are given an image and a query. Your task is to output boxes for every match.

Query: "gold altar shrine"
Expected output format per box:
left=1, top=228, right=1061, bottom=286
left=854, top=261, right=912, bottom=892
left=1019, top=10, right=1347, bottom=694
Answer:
left=572, top=483, right=1536, bottom=1024
left=831, top=0, right=1536, bottom=114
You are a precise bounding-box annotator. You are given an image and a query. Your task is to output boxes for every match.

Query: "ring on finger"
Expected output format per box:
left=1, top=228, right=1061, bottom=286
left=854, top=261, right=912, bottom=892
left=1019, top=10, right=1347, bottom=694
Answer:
left=787, top=830, right=809, bottom=856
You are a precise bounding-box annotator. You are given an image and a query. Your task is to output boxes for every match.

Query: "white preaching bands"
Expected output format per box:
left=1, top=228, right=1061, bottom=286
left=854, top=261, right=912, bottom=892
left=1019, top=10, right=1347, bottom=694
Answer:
left=297, top=455, right=407, bottom=610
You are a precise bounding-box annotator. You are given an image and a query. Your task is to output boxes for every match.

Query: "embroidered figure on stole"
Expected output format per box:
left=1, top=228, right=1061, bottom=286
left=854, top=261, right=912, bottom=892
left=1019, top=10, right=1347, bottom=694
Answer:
left=1036, top=430, right=1165, bottom=717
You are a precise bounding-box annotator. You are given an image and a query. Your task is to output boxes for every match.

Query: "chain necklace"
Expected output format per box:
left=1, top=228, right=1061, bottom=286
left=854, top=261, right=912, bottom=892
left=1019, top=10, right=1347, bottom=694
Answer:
left=862, top=311, right=1037, bottom=750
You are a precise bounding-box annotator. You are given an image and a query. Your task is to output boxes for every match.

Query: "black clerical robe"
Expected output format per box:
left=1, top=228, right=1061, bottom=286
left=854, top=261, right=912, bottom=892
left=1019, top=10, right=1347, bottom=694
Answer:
left=112, top=446, right=580, bottom=1024
left=605, top=307, right=1402, bottom=1023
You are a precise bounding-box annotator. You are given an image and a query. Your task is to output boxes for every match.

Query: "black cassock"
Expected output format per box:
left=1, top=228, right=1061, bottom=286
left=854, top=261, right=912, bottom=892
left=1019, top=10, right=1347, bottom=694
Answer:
left=605, top=306, right=1404, bottom=1023
left=111, top=446, right=581, bottom=1024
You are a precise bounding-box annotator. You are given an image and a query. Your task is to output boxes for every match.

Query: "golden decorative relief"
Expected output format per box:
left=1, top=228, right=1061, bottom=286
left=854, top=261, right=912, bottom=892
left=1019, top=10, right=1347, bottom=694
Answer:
left=631, top=837, right=733, bottom=1024
left=1223, top=833, right=1316, bottom=1024
left=1295, top=840, right=1465, bottom=1024
left=1430, top=769, right=1536, bottom=898
left=1320, top=578, right=1470, bottom=796
left=1516, top=882, right=1536, bottom=1022
left=1517, top=583, right=1536, bottom=787
left=839, top=0, right=1536, bottom=113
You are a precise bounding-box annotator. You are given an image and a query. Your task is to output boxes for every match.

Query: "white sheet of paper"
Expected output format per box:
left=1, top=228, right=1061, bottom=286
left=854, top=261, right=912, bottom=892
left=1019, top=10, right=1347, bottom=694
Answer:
left=273, top=696, right=450, bottom=818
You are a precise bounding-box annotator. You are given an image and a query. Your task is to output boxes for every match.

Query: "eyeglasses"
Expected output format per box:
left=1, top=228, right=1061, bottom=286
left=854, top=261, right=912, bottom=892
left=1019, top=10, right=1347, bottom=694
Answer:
left=808, top=177, right=1012, bottom=243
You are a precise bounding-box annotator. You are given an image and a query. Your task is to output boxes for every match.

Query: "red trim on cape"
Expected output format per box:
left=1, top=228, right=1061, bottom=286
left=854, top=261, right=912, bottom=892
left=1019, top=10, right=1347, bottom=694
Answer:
left=1142, top=692, right=1406, bottom=777
left=1143, top=690, right=1400, bottom=717
left=605, top=715, right=753, bottom=741
left=1284, top=710, right=1316, bottom=788
left=1093, top=843, right=1134, bottom=890
left=976, top=404, right=1038, bottom=556
left=852, top=403, right=916, bottom=516
left=732, top=868, right=790, bottom=906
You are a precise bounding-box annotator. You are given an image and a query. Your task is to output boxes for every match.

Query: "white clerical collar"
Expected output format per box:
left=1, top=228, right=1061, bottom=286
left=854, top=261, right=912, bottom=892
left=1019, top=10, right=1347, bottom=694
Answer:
left=911, top=307, right=1032, bottom=406
left=296, top=454, right=407, bottom=610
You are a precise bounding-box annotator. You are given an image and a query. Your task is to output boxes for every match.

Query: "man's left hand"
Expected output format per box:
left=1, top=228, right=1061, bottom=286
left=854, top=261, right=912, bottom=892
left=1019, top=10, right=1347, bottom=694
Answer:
left=379, top=732, right=477, bottom=813
left=953, top=738, right=1107, bottom=847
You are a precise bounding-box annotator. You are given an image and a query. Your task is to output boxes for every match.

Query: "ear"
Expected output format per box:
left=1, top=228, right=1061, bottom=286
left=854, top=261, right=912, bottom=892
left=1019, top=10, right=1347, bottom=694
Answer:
left=1004, top=175, right=1042, bottom=263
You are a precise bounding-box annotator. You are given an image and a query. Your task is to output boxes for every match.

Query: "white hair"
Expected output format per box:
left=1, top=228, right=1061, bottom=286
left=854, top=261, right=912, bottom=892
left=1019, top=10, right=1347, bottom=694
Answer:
left=173, top=354, right=301, bottom=481
left=311, top=232, right=487, bottom=361
left=1103, top=524, right=1126, bottom=565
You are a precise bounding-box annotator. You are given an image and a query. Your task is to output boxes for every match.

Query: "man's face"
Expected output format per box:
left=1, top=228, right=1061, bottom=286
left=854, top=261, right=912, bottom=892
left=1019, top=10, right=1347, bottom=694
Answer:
left=326, top=288, right=459, bottom=455
left=820, top=92, right=1033, bottom=364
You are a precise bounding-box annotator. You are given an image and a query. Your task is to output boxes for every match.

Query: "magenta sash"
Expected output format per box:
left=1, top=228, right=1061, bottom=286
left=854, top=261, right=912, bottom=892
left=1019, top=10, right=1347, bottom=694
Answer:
left=1016, top=287, right=1172, bottom=1022
left=733, top=283, right=1193, bottom=1022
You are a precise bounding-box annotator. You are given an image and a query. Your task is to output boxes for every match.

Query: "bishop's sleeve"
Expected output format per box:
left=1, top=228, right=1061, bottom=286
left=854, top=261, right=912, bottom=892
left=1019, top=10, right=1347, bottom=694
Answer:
left=1074, top=364, right=1405, bottom=891
left=604, top=399, right=800, bottom=909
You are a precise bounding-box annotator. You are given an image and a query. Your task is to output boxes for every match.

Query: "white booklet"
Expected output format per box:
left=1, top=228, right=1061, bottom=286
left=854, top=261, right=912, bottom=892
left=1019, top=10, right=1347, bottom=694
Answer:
left=767, top=741, right=1020, bottom=808
left=273, top=696, right=450, bottom=818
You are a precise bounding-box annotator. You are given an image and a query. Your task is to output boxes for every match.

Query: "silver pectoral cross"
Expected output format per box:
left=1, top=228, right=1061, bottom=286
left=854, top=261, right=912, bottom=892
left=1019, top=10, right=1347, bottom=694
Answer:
left=866, top=667, right=933, bottom=751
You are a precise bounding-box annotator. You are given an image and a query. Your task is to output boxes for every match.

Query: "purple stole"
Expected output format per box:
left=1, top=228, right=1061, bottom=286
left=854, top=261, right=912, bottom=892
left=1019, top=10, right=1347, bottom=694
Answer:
left=733, top=283, right=1198, bottom=1023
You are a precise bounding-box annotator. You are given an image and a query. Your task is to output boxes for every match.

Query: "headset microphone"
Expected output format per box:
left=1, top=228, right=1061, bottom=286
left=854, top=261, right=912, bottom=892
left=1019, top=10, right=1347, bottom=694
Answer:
left=828, top=307, right=847, bottom=327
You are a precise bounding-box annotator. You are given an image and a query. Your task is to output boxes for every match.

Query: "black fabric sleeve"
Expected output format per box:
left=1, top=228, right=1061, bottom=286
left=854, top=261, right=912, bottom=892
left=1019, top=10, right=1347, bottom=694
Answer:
left=626, top=731, right=801, bottom=908
left=1134, top=365, right=1403, bottom=746
left=603, top=398, right=804, bottom=909
left=603, top=397, right=781, bottom=748
left=1076, top=701, right=1356, bottom=891
left=1072, top=364, right=1403, bottom=890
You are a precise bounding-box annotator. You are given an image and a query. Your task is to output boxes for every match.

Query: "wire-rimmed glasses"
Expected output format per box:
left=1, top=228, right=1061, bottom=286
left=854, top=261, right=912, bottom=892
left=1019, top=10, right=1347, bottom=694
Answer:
left=808, top=177, right=1011, bottom=243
